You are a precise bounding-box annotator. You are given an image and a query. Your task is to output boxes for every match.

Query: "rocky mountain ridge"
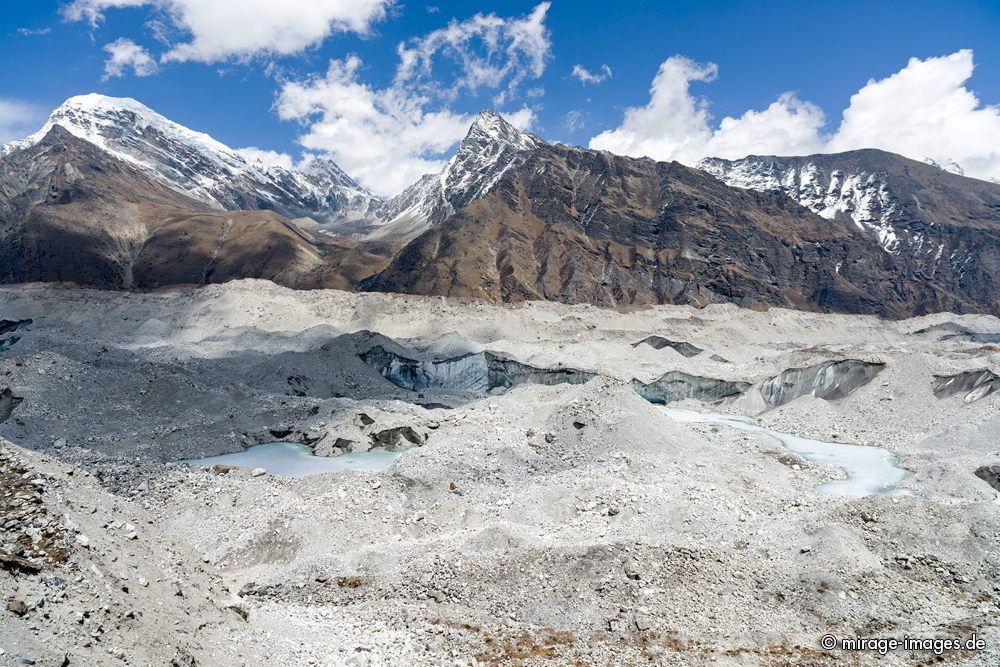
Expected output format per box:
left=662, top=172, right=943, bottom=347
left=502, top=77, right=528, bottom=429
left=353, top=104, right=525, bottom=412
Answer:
left=1, top=96, right=999, bottom=317
left=697, top=150, right=1000, bottom=256
left=368, top=135, right=1000, bottom=316
left=2, top=94, right=380, bottom=227
left=371, top=110, right=542, bottom=242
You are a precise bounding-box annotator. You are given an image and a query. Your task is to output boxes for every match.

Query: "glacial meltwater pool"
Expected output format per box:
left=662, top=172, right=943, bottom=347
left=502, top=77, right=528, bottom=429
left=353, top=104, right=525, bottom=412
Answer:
left=660, top=407, right=911, bottom=496
left=177, top=443, right=401, bottom=478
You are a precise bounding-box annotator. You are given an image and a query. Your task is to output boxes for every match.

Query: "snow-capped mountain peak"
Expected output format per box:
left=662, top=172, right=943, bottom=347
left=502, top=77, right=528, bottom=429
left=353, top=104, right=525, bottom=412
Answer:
left=463, top=109, right=540, bottom=153
left=372, top=110, right=543, bottom=242
left=921, top=156, right=965, bottom=176
left=4, top=94, right=247, bottom=181
left=299, top=156, right=365, bottom=192
left=2, top=93, right=378, bottom=225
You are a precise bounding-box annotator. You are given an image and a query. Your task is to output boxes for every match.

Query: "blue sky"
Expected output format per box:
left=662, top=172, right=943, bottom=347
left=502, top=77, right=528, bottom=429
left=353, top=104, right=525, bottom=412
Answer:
left=3, top=1, right=1000, bottom=193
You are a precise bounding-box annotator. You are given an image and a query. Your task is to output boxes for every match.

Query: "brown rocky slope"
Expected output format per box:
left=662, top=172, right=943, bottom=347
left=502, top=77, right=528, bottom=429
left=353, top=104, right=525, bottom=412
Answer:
left=0, top=126, right=395, bottom=290
left=366, top=135, right=995, bottom=316
left=2, top=117, right=999, bottom=318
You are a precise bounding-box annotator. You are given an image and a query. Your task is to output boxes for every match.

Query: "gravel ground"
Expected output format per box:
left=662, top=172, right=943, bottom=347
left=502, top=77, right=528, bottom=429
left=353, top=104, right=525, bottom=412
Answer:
left=1, top=281, right=998, bottom=666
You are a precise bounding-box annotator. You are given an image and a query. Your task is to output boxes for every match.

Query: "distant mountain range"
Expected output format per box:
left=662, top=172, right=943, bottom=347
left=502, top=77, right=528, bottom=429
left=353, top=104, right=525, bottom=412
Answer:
left=1, top=94, right=998, bottom=317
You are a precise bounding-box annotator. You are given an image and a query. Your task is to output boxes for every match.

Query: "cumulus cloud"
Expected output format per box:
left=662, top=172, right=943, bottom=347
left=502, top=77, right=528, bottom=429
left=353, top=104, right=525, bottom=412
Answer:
left=278, top=4, right=550, bottom=195
left=571, top=64, right=611, bottom=85
left=826, top=50, right=1000, bottom=180
left=395, top=2, right=550, bottom=105
left=589, top=55, right=823, bottom=162
left=102, top=38, right=159, bottom=79
left=233, top=147, right=294, bottom=171
left=63, top=0, right=393, bottom=63
left=590, top=50, right=1000, bottom=182
left=590, top=56, right=719, bottom=161
left=0, top=98, right=47, bottom=145
left=277, top=56, right=536, bottom=196
left=707, top=93, right=825, bottom=158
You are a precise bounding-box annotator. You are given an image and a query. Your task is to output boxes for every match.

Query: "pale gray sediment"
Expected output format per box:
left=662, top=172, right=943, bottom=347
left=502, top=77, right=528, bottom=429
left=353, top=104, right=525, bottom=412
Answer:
left=1, top=281, right=998, bottom=666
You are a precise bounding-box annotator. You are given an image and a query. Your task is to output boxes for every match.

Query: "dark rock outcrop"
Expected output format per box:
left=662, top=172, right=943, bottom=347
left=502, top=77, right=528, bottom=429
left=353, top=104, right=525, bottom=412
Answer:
left=370, top=426, right=425, bottom=450
left=632, top=336, right=702, bottom=357
left=0, top=318, right=30, bottom=352
left=631, top=372, right=750, bottom=404
left=0, top=318, right=31, bottom=336
left=243, top=427, right=327, bottom=447
left=0, top=388, right=22, bottom=422
left=914, top=323, right=1000, bottom=345
left=974, top=465, right=1000, bottom=493
left=933, top=369, right=1000, bottom=403
left=760, top=360, right=885, bottom=408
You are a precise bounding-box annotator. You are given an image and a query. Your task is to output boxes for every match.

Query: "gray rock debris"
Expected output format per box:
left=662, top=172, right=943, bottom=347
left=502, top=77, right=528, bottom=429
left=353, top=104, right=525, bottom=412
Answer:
left=631, top=335, right=703, bottom=357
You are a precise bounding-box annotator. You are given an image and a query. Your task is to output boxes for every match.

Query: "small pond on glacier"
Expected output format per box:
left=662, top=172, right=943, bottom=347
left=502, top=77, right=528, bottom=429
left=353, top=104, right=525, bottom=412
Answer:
left=177, top=443, right=400, bottom=478
left=660, top=407, right=911, bottom=497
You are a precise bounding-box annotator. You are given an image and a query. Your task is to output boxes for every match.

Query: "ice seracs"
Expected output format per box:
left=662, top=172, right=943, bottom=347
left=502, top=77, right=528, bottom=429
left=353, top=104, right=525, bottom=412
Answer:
left=1, top=93, right=379, bottom=226
left=372, top=110, right=543, bottom=242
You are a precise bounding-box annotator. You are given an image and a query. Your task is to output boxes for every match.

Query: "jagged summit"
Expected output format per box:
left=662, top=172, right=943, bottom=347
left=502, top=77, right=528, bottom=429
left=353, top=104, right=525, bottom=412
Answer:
left=462, top=109, right=540, bottom=152
left=372, top=110, right=543, bottom=242
left=2, top=93, right=378, bottom=225
left=299, top=156, right=366, bottom=192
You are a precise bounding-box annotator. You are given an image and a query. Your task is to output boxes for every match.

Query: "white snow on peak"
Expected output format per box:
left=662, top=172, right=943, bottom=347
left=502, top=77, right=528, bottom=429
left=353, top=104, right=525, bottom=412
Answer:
left=1, top=93, right=376, bottom=224
left=698, top=156, right=903, bottom=253
left=921, top=156, right=965, bottom=176
left=464, top=109, right=540, bottom=153
left=4, top=94, right=241, bottom=175
left=372, top=110, right=543, bottom=242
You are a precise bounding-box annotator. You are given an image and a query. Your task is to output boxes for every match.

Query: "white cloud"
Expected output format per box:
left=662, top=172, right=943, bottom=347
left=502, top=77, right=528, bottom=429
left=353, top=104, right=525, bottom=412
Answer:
left=706, top=93, right=825, bottom=158
left=277, top=56, right=536, bottom=196
left=16, top=27, right=52, bottom=37
left=63, top=0, right=393, bottom=63
left=102, top=38, right=159, bottom=79
left=590, top=50, right=1000, bottom=182
left=826, top=50, right=1000, bottom=180
left=278, top=5, right=550, bottom=196
left=233, top=147, right=294, bottom=171
left=565, top=110, right=583, bottom=132
left=395, top=2, right=551, bottom=105
left=571, top=64, right=611, bottom=85
left=0, top=98, right=47, bottom=145
left=589, top=56, right=720, bottom=161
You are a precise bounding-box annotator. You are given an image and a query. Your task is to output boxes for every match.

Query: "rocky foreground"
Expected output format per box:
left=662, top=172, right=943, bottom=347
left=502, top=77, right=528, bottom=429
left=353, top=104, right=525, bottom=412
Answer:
left=1, top=281, right=999, bottom=665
